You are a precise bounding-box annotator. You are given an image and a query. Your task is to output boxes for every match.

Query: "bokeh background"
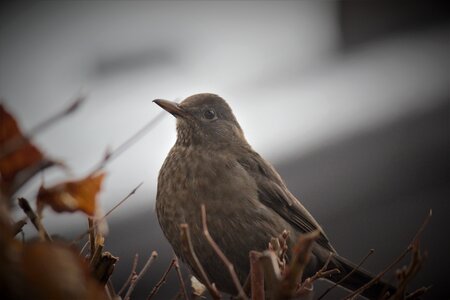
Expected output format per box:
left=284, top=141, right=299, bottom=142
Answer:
left=1, top=1, right=449, bottom=299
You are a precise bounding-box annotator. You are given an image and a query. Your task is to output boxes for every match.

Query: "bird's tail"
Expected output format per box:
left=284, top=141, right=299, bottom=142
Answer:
left=328, top=254, right=396, bottom=299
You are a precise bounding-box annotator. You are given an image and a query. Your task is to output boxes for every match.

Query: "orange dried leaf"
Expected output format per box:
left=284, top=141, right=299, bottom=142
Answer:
left=22, top=242, right=108, bottom=300
left=37, top=173, right=106, bottom=216
left=0, top=105, right=44, bottom=190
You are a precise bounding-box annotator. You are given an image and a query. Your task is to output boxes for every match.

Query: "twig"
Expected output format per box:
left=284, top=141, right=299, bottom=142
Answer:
left=17, top=197, right=52, bottom=241
left=88, top=218, right=96, bottom=257
left=249, top=251, right=264, bottom=300
left=343, top=209, right=432, bottom=299
left=93, top=252, right=119, bottom=284
left=89, top=235, right=104, bottom=266
left=259, top=250, right=282, bottom=293
left=201, top=204, right=248, bottom=300
left=89, top=112, right=165, bottom=174
left=118, top=253, right=139, bottom=296
left=71, top=182, right=143, bottom=245
left=275, top=230, right=320, bottom=300
left=124, top=251, right=158, bottom=300
left=180, top=223, right=221, bottom=300
left=106, top=280, right=117, bottom=300
left=296, top=252, right=340, bottom=296
left=317, top=249, right=374, bottom=300
left=12, top=219, right=27, bottom=236
left=405, top=286, right=431, bottom=300
left=1, top=96, right=85, bottom=158
left=147, top=257, right=176, bottom=300
left=390, top=239, right=426, bottom=300
left=80, top=240, right=90, bottom=256
left=174, top=256, right=189, bottom=300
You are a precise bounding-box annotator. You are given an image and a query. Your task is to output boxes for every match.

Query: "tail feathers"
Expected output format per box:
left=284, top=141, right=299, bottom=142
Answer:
left=329, top=255, right=396, bottom=300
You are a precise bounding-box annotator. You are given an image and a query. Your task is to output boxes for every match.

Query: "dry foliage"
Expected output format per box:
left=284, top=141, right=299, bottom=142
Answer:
left=0, top=98, right=431, bottom=300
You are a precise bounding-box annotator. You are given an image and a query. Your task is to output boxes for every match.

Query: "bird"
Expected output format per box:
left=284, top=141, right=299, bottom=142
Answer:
left=154, top=93, right=394, bottom=299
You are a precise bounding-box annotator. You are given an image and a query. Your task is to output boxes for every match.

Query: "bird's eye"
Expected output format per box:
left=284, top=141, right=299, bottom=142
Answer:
left=203, top=109, right=216, bottom=120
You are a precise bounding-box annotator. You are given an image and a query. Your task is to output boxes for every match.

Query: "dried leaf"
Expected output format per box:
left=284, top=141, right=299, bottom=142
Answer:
left=0, top=105, right=45, bottom=194
left=191, top=275, right=206, bottom=297
left=22, top=242, right=108, bottom=300
left=37, top=173, right=106, bottom=216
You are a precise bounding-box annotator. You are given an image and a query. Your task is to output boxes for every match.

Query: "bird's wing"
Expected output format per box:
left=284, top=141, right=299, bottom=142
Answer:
left=237, top=150, right=335, bottom=252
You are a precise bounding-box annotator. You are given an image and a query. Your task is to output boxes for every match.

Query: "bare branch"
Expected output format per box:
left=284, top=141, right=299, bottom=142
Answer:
left=389, top=239, right=426, bottom=300
left=174, top=256, right=189, bottom=300
left=106, top=280, right=118, bottom=300
left=405, top=286, right=431, bottom=300
left=71, top=182, right=143, bottom=245
left=89, top=235, right=105, bottom=266
left=12, top=219, right=27, bottom=236
left=118, top=254, right=139, bottom=296
left=201, top=204, right=248, bottom=300
left=296, top=252, right=340, bottom=296
left=89, top=112, right=165, bottom=174
left=275, top=230, right=319, bottom=300
left=147, top=257, right=176, bottom=300
left=343, top=209, right=432, bottom=299
left=124, top=251, right=158, bottom=300
left=318, top=249, right=374, bottom=300
left=80, top=240, right=90, bottom=256
left=180, top=223, right=221, bottom=300
left=259, top=250, right=282, bottom=293
left=88, top=218, right=96, bottom=257
left=249, top=251, right=264, bottom=300
left=17, top=197, right=52, bottom=241
left=92, top=252, right=119, bottom=284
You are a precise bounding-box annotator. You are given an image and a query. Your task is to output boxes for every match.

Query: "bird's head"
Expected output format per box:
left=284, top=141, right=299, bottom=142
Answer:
left=154, top=93, right=247, bottom=148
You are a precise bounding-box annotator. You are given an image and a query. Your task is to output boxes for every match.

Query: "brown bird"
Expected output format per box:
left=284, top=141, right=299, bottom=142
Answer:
left=154, top=93, right=394, bottom=299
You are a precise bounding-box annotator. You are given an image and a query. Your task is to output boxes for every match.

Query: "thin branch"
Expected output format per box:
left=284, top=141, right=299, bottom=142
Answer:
left=318, top=249, right=374, bottom=300
left=1, top=96, right=85, bottom=158
left=80, top=240, right=90, bottom=256
left=89, top=235, right=104, bottom=266
left=89, top=112, right=165, bottom=174
left=124, top=251, right=158, bottom=300
left=103, top=182, right=144, bottom=220
left=118, top=254, right=139, bottom=296
left=93, top=252, right=119, bottom=284
left=249, top=251, right=264, bottom=300
left=88, top=218, right=96, bottom=257
left=71, top=182, right=143, bottom=245
left=390, top=239, right=426, bottom=300
left=174, top=256, right=189, bottom=300
left=180, top=223, right=221, bottom=300
left=296, top=252, right=340, bottom=296
left=405, top=286, right=431, bottom=300
left=275, top=230, right=320, bottom=300
left=106, top=280, right=117, bottom=300
left=12, top=219, right=27, bottom=236
left=201, top=204, right=248, bottom=300
left=343, top=209, right=432, bottom=299
left=147, top=257, right=176, bottom=300
left=17, top=197, right=52, bottom=241
left=258, top=250, right=282, bottom=293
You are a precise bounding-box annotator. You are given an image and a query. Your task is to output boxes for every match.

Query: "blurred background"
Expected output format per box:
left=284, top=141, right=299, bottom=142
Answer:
left=1, top=1, right=449, bottom=299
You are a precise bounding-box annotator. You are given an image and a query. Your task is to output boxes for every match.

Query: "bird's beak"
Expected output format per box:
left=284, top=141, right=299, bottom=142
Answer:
left=153, top=99, right=186, bottom=118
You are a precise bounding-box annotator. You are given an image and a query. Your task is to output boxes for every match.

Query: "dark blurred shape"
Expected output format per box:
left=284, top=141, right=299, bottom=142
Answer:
left=92, top=45, right=179, bottom=78
left=339, top=0, right=450, bottom=49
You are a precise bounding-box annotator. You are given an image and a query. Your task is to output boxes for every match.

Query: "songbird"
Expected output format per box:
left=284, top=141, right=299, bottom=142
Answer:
left=154, top=93, right=394, bottom=299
